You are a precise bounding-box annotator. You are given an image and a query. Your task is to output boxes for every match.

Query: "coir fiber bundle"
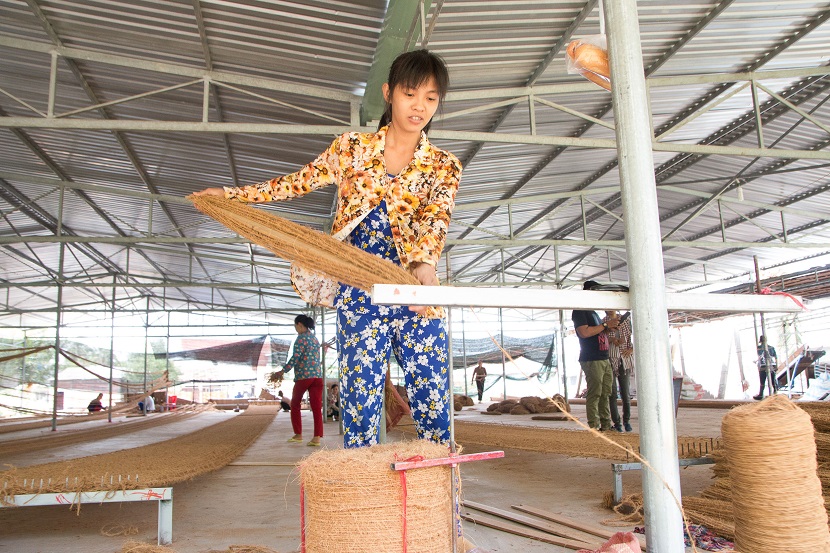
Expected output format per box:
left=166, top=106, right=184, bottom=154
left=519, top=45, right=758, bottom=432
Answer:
left=682, top=496, right=735, bottom=540
left=299, top=440, right=452, bottom=553
left=721, top=395, right=830, bottom=552
left=190, top=195, right=419, bottom=292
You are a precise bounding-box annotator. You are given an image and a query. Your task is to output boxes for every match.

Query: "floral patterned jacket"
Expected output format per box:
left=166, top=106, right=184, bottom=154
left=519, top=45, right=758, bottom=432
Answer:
left=283, top=331, right=322, bottom=381
left=224, top=126, right=462, bottom=314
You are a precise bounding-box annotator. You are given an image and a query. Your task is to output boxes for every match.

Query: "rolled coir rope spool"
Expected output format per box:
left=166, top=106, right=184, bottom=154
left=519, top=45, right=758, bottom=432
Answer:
left=300, top=440, right=453, bottom=553
left=721, top=395, right=830, bottom=552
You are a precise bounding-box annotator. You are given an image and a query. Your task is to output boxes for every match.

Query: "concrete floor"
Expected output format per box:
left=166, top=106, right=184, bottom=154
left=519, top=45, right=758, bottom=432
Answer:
left=0, top=402, right=728, bottom=553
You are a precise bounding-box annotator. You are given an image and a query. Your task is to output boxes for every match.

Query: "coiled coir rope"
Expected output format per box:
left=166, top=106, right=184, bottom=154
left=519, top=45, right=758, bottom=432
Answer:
left=721, top=395, right=830, bottom=552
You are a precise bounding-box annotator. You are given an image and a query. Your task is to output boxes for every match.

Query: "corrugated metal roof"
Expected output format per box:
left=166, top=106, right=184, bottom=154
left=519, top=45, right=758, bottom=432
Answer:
left=1, top=0, right=829, bottom=329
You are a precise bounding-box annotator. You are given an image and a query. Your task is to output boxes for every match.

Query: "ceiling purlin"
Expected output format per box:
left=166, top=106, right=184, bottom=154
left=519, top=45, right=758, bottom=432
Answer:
left=465, top=14, right=830, bottom=285
left=1, top=209, right=60, bottom=282
left=657, top=140, right=829, bottom=242
left=662, top=90, right=830, bottom=242
left=581, top=88, right=830, bottom=282
left=446, top=13, right=597, bottom=264
left=3, top=127, right=127, bottom=306
left=60, top=243, right=113, bottom=305
left=452, top=0, right=598, bottom=169
left=584, top=144, right=830, bottom=284
left=0, top=177, right=123, bottom=275
left=691, top=263, right=830, bottom=299
left=672, top=159, right=830, bottom=251
left=0, top=277, right=59, bottom=320
left=189, top=0, right=244, bottom=306
left=548, top=216, right=623, bottom=285
left=554, top=123, right=830, bottom=285
left=190, top=0, right=240, bottom=189
left=669, top=219, right=830, bottom=283
left=21, top=0, right=211, bottom=309
left=449, top=0, right=736, bottom=275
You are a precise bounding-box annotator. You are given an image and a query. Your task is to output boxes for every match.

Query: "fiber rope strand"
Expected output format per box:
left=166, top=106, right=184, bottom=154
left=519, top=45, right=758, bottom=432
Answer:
left=189, top=195, right=419, bottom=293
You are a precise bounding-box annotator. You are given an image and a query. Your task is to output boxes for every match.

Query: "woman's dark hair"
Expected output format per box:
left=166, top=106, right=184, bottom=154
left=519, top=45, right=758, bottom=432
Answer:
left=294, top=314, right=315, bottom=330
left=378, top=49, right=449, bottom=133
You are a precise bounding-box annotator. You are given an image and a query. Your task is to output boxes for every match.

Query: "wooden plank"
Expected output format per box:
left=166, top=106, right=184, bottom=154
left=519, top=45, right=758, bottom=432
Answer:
left=461, top=512, right=600, bottom=551
left=512, top=504, right=647, bottom=551
left=463, top=501, right=601, bottom=545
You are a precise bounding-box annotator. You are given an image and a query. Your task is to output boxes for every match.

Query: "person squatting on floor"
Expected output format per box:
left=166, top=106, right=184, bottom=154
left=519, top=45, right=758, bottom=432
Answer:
left=138, top=392, right=155, bottom=413
left=273, top=314, right=324, bottom=447
left=605, top=310, right=634, bottom=432
left=193, top=49, right=461, bottom=449
left=87, top=393, right=104, bottom=413
left=572, top=281, right=619, bottom=431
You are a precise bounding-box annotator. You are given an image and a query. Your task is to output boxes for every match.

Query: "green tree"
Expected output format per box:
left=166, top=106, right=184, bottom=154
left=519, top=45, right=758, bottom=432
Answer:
left=122, top=340, right=180, bottom=385
left=0, top=338, right=61, bottom=386
left=0, top=338, right=178, bottom=387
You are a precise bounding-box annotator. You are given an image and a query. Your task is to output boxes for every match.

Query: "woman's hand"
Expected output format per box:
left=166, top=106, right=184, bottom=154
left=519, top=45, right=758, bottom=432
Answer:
left=408, top=262, right=438, bottom=315
left=191, top=187, right=225, bottom=197
left=410, top=262, right=438, bottom=286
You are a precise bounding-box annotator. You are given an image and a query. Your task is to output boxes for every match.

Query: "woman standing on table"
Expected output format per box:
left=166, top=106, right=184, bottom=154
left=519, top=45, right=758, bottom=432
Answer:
left=275, top=314, right=323, bottom=447
left=193, top=50, right=462, bottom=448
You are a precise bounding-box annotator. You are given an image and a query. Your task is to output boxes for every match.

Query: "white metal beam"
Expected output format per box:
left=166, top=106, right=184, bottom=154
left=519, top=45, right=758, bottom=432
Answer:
left=371, top=285, right=805, bottom=313
left=1, top=118, right=828, bottom=161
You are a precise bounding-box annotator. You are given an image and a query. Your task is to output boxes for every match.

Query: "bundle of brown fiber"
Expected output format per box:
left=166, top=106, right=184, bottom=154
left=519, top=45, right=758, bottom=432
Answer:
left=300, top=440, right=452, bottom=553
left=682, top=496, right=735, bottom=540
left=721, top=395, right=830, bottom=552
left=190, top=195, right=419, bottom=292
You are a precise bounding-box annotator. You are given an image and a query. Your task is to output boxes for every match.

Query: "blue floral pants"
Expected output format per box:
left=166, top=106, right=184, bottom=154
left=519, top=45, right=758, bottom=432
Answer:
left=335, top=201, right=451, bottom=448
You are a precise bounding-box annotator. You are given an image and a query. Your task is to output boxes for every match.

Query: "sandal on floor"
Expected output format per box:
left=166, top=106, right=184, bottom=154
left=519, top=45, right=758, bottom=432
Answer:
left=287, top=437, right=303, bottom=443
left=306, top=440, right=321, bottom=447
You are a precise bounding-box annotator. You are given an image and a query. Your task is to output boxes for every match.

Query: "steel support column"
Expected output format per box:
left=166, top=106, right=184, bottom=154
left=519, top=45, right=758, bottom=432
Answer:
left=604, top=1, right=684, bottom=550
left=108, top=275, right=115, bottom=422
left=50, top=183, right=66, bottom=432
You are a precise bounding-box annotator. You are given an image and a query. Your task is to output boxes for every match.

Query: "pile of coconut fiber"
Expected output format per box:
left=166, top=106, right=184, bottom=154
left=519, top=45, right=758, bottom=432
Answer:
left=484, top=395, right=569, bottom=415
left=453, top=394, right=475, bottom=411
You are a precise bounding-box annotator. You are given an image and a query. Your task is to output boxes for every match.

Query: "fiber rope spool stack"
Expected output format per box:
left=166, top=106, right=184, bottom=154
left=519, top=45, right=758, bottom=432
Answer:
left=300, top=441, right=453, bottom=553
left=189, top=195, right=419, bottom=293
left=721, top=395, right=830, bottom=552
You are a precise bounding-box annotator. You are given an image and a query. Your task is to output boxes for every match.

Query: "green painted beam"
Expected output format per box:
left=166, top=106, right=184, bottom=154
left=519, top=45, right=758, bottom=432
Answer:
left=360, top=0, right=432, bottom=125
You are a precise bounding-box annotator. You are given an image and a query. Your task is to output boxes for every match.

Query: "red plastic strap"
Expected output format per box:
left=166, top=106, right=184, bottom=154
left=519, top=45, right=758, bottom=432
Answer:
left=394, top=454, right=424, bottom=553
left=399, top=467, right=408, bottom=553
left=300, top=482, right=306, bottom=553
left=759, top=287, right=807, bottom=309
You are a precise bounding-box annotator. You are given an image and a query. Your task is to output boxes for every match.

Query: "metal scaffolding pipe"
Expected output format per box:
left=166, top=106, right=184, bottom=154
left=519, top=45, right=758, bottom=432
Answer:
left=604, top=0, right=684, bottom=550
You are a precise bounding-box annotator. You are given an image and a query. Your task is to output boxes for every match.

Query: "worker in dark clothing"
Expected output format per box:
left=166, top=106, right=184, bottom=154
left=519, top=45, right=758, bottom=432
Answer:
left=754, top=335, right=778, bottom=400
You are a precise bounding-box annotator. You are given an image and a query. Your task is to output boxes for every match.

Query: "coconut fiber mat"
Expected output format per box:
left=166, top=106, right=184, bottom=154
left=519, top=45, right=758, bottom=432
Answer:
left=0, top=404, right=209, bottom=461
left=0, top=404, right=278, bottom=503
left=398, top=418, right=720, bottom=461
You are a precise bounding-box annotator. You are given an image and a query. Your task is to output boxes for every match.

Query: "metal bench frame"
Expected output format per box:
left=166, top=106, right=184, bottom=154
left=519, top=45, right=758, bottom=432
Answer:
left=611, top=458, right=714, bottom=503
left=1, top=487, right=173, bottom=545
